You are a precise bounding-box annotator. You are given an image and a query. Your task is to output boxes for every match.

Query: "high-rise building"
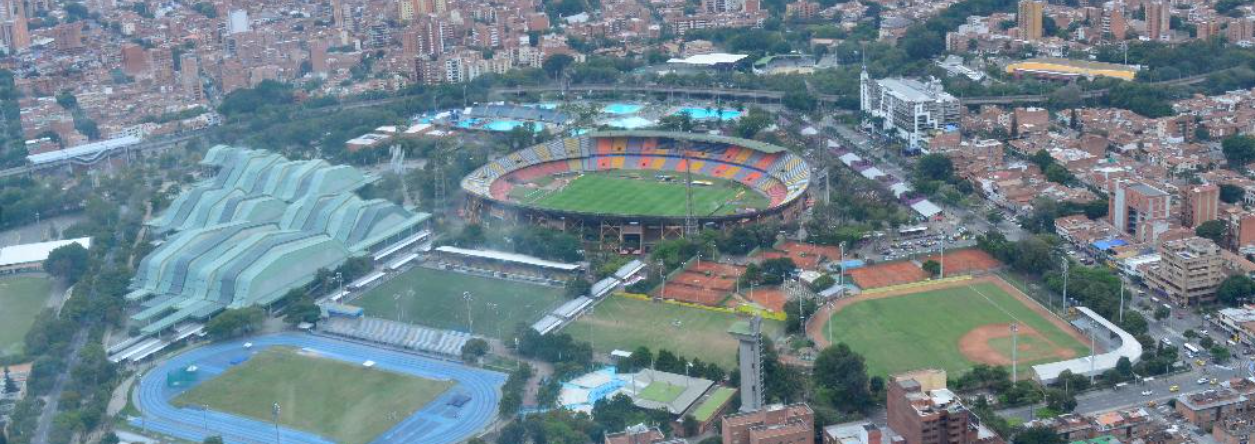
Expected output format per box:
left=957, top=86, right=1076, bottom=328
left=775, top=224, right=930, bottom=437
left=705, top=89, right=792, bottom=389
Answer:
left=888, top=369, right=1004, bottom=444
left=1108, top=180, right=1171, bottom=243
left=1144, top=237, right=1225, bottom=306
left=397, top=0, right=413, bottom=21
left=180, top=53, right=203, bottom=100
left=1104, top=1, right=1126, bottom=40
left=121, top=43, right=150, bottom=76
left=1018, top=0, right=1044, bottom=40
left=722, top=404, right=814, bottom=444
left=309, top=41, right=329, bottom=74
left=0, top=0, right=30, bottom=53
left=431, top=0, right=446, bottom=15
left=227, top=9, right=249, bottom=34
left=1183, top=184, right=1220, bottom=229
left=860, top=71, right=962, bottom=150
left=331, top=0, right=345, bottom=28
left=730, top=317, right=764, bottom=413
left=1146, top=1, right=1170, bottom=41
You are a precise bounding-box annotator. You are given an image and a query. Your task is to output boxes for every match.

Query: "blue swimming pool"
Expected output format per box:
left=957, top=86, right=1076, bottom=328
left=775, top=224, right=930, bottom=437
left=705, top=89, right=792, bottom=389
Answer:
left=676, top=107, right=741, bottom=121
left=456, top=118, right=481, bottom=129
left=605, top=116, right=655, bottom=129
left=484, top=120, right=542, bottom=132
left=602, top=103, right=643, bottom=115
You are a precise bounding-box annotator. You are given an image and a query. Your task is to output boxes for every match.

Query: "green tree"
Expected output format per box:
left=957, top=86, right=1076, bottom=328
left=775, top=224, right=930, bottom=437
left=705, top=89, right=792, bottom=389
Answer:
left=1201, top=336, right=1215, bottom=349
left=1221, top=183, right=1245, bottom=204
left=1218, top=275, right=1255, bottom=306
left=922, top=259, right=941, bottom=277
left=1223, top=135, right=1255, bottom=167
left=782, top=91, right=816, bottom=112
left=783, top=297, right=819, bottom=334
left=461, top=338, right=490, bottom=362
left=1213, top=346, right=1232, bottom=363
left=542, top=54, right=575, bottom=79
left=1154, top=306, right=1170, bottom=320
left=203, top=437, right=224, bottom=444
left=564, top=278, right=592, bottom=298
left=915, top=154, right=955, bottom=182
left=1015, top=426, right=1065, bottom=444
left=682, top=415, right=700, bottom=436
left=43, top=243, right=90, bottom=284
left=282, top=299, right=321, bottom=326
left=1045, top=388, right=1077, bottom=413
left=204, top=307, right=266, bottom=340
left=734, top=107, right=772, bottom=139
left=1195, top=220, right=1228, bottom=245
left=813, top=343, right=873, bottom=413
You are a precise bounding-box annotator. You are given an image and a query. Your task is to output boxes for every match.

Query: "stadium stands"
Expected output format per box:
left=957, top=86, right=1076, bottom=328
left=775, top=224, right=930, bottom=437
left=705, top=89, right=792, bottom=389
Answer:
left=462, top=132, right=810, bottom=216
left=320, top=316, right=472, bottom=357
left=128, top=146, right=431, bottom=336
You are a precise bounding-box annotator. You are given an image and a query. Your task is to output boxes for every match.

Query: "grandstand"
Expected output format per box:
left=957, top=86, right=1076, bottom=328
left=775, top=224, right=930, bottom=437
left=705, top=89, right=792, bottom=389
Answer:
left=462, top=131, right=810, bottom=248
left=319, top=316, right=472, bottom=357
left=126, top=146, right=431, bottom=336
left=463, top=104, right=572, bottom=125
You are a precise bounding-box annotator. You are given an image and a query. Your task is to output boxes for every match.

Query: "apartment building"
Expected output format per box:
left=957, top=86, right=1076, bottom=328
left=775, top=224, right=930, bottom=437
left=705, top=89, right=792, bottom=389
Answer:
left=860, top=72, right=961, bottom=150
left=1145, top=236, right=1226, bottom=306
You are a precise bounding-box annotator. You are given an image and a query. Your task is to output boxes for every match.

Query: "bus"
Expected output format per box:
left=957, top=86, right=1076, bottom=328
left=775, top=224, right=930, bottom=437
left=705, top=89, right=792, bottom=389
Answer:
left=898, top=226, right=928, bottom=238
left=1184, top=343, right=1201, bottom=355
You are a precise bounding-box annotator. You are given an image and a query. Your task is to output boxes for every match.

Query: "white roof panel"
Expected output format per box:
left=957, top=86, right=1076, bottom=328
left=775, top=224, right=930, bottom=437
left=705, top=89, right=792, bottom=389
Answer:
left=0, top=237, right=91, bottom=268
left=435, top=246, right=582, bottom=271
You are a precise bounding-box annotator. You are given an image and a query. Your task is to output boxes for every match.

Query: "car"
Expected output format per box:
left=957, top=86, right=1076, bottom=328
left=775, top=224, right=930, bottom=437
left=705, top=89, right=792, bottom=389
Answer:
left=1142, top=390, right=1153, bottom=396
left=1171, top=385, right=1180, bottom=392
left=1196, top=359, right=1207, bottom=366
left=1212, top=378, right=1220, bottom=385
left=1200, top=377, right=1211, bottom=384
left=1202, top=329, right=1210, bottom=335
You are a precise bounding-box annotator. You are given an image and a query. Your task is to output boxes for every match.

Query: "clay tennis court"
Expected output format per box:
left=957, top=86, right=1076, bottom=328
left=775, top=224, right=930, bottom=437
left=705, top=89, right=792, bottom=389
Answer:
left=760, top=241, right=843, bottom=270
left=655, top=261, right=744, bottom=307
left=920, top=249, right=1002, bottom=276
left=741, top=286, right=787, bottom=312
left=847, top=261, right=929, bottom=289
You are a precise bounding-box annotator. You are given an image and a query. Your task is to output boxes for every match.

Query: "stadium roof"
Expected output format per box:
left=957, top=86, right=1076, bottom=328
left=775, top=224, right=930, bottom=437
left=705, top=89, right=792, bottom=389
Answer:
left=27, top=136, right=142, bottom=166
left=586, top=131, right=789, bottom=154
left=1033, top=306, right=1142, bottom=384
left=621, top=368, right=714, bottom=414
left=435, top=246, right=582, bottom=271
left=666, top=53, right=748, bottom=66
left=0, top=237, right=91, bottom=268
left=1006, top=58, right=1139, bottom=81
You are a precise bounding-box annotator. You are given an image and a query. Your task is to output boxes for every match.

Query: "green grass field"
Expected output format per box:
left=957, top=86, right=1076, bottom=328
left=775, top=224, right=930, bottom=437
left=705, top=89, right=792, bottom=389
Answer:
left=692, top=387, right=736, bottom=422
left=562, top=296, right=783, bottom=369
left=523, top=172, right=769, bottom=217
left=0, top=275, right=53, bottom=356
left=639, top=381, right=686, bottom=403
left=173, top=347, right=453, bottom=444
left=354, top=267, right=565, bottom=338
left=822, top=282, right=1089, bottom=377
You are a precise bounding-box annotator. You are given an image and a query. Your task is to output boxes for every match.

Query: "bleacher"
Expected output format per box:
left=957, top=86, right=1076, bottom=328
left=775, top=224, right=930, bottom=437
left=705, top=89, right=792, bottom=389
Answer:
left=320, top=316, right=471, bottom=357
left=465, top=104, right=572, bottom=124
left=463, top=134, right=811, bottom=211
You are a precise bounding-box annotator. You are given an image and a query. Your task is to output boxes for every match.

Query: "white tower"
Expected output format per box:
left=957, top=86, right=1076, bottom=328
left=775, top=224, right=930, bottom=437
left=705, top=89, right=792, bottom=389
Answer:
left=730, top=315, right=764, bottom=413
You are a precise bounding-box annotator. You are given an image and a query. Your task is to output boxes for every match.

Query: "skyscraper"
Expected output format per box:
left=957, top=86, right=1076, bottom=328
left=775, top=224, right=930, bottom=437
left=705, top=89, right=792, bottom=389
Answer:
left=397, top=0, right=413, bottom=21
left=1146, top=1, right=1170, bottom=41
left=0, top=0, right=30, bottom=53
left=1018, top=0, right=1044, bottom=41
left=1108, top=180, right=1171, bottom=243
left=330, top=0, right=344, bottom=28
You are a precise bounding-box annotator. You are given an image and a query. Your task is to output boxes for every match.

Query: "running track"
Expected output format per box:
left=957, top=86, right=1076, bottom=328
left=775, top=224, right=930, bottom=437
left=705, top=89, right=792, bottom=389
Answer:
left=130, top=333, right=504, bottom=444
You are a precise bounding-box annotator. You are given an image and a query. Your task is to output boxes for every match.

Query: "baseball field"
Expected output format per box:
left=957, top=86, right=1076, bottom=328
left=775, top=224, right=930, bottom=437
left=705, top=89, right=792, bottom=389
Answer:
left=520, top=172, right=769, bottom=217
left=354, top=267, right=565, bottom=338
left=563, top=295, right=783, bottom=368
left=814, top=276, right=1090, bottom=377
left=173, top=347, right=453, bottom=444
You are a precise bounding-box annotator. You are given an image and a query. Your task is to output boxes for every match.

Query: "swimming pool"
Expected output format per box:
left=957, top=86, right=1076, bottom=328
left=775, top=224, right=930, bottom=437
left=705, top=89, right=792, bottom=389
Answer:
left=676, top=107, right=741, bottom=121
left=602, top=103, right=643, bottom=115
left=605, top=116, right=655, bottom=129
left=456, top=118, right=481, bottom=129
left=484, top=120, right=543, bottom=132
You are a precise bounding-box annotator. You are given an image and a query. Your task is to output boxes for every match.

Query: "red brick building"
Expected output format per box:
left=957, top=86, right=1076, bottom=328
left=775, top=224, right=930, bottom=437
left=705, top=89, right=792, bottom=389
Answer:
left=722, top=404, right=814, bottom=444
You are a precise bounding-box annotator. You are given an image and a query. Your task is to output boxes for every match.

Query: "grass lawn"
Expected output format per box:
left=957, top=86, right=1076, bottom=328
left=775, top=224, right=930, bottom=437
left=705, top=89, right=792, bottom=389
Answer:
left=562, top=296, right=783, bottom=369
left=692, top=387, right=736, bottom=422
left=354, top=267, right=565, bottom=338
left=524, top=172, right=769, bottom=217
left=822, top=282, right=1088, bottom=377
left=0, top=275, right=53, bottom=357
left=173, top=347, right=453, bottom=444
left=639, top=381, right=686, bottom=403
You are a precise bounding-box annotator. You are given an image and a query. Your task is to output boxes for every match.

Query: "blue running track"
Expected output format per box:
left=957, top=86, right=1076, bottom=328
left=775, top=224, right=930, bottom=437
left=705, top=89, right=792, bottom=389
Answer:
left=130, top=333, right=504, bottom=444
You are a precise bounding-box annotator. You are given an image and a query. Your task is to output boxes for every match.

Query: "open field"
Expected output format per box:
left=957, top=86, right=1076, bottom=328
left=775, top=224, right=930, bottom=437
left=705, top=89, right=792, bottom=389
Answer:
left=817, top=277, right=1089, bottom=377
left=563, top=296, right=783, bottom=368
left=0, top=275, right=53, bottom=356
left=522, top=172, right=769, bottom=217
left=692, top=387, right=736, bottom=422
left=639, top=381, right=686, bottom=403
left=354, top=267, right=565, bottom=338
left=173, top=347, right=454, bottom=444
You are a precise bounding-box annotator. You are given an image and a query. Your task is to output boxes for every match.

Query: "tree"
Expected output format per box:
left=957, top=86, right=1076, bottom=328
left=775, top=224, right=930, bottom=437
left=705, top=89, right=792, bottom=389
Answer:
left=655, top=349, right=682, bottom=373
left=1219, top=275, right=1255, bottom=306
left=783, top=297, right=819, bottom=334
left=1044, top=164, right=1072, bottom=184
left=1195, top=220, right=1228, bottom=245
left=782, top=91, right=816, bottom=112
left=461, top=338, right=490, bottom=362
left=1045, top=388, right=1077, bottom=413
left=1016, top=426, right=1065, bottom=444
left=1201, top=336, right=1215, bottom=349
left=1116, top=356, right=1134, bottom=379
left=1221, top=183, right=1245, bottom=204
left=734, top=107, right=772, bottom=139
left=915, top=154, right=955, bottom=182
left=542, top=54, right=575, bottom=79
left=204, top=307, right=265, bottom=340
left=1154, top=306, right=1170, bottom=320
left=203, top=437, right=224, bottom=444
left=44, top=243, right=89, bottom=284
left=564, top=278, right=592, bottom=298
left=813, top=343, right=873, bottom=413
left=682, top=415, right=700, bottom=436
left=1223, top=135, right=1255, bottom=167
left=3, top=366, right=17, bottom=393
left=1213, top=346, right=1232, bottom=363
left=922, top=260, right=941, bottom=277
left=283, top=299, right=321, bottom=326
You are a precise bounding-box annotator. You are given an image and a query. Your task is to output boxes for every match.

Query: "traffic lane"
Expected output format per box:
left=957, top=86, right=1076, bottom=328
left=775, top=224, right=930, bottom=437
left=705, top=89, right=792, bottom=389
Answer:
left=999, top=368, right=1206, bottom=420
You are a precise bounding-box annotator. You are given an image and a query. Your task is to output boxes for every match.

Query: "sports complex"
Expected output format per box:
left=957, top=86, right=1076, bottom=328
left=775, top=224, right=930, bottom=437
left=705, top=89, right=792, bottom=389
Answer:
left=131, top=334, right=503, bottom=444
left=461, top=130, right=811, bottom=250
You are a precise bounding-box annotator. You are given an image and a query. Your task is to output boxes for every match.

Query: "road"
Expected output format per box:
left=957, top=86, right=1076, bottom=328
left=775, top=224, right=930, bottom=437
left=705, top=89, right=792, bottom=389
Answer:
left=32, top=329, right=88, bottom=444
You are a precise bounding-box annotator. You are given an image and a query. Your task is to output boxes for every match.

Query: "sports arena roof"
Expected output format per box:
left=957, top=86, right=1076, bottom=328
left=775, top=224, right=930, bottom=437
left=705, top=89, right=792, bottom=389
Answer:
left=1006, top=58, right=1139, bottom=81
left=1033, top=306, right=1142, bottom=384
left=128, top=146, right=430, bottom=336
left=587, top=131, right=789, bottom=154
left=666, top=53, right=749, bottom=66
left=0, top=237, right=91, bottom=268
left=435, top=246, right=582, bottom=271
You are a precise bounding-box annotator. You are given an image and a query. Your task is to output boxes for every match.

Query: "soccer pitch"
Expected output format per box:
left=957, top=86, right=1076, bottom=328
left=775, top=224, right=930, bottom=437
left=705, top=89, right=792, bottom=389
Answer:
left=820, top=279, right=1090, bottom=377
left=563, top=296, right=783, bottom=369
left=523, top=172, right=769, bottom=217
left=0, top=275, right=53, bottom=356
left=638, top=381, right=685, bottom=403
left=173, top=347, right=453, bottom=444
left=354, top=267, right=565, bottom=338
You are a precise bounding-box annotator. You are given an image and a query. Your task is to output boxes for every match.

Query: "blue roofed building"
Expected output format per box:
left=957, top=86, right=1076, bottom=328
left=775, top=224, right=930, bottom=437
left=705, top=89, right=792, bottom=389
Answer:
left=126, top=146, right=430, bottom=336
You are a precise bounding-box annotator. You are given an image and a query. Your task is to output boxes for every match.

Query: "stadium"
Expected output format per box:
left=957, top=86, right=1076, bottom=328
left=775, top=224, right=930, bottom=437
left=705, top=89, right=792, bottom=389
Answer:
left=461, top=131, right=811, bottom=249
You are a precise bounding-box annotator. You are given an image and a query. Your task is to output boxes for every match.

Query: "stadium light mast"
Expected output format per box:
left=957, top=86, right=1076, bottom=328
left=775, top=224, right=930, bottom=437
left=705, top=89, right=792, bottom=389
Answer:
left=683, top=149, right=697, bottom=238
left=1010, top=323, right=1019, bottom=383
left=1062, top=257, right=1070, bottom=311
left=463, top=291, right=474, bottom=335
left=272, top=402, right=281, bottom=444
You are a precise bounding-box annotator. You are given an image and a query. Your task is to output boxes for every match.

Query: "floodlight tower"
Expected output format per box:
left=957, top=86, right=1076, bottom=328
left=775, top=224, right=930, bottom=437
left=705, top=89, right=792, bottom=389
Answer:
left=683, top=150, right=698, bottom=238
left=729, top=315, right=764, bottom=413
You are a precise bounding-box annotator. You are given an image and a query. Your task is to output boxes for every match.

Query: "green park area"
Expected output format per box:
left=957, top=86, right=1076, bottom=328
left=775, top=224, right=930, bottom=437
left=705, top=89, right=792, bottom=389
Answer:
left=0, top=275, right=53, bottom=356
